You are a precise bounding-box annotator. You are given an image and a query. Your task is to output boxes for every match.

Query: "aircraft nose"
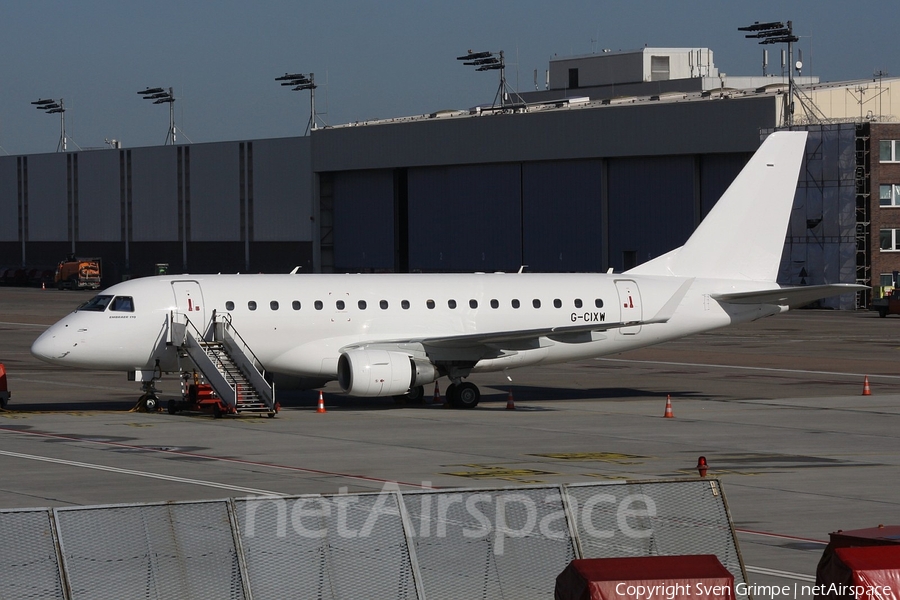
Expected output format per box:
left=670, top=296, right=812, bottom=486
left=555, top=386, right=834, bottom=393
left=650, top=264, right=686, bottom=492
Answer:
left=31, top=324, right=70, bottom=364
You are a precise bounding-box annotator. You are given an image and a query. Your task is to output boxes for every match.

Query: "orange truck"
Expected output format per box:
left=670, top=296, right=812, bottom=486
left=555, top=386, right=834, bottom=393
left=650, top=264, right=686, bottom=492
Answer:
left=55, top=255, right=101, bottom=290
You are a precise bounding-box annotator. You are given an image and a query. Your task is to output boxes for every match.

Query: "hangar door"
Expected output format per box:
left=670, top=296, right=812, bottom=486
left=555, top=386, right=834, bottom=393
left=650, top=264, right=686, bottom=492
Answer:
left=332, top=170, right=396, bottom=271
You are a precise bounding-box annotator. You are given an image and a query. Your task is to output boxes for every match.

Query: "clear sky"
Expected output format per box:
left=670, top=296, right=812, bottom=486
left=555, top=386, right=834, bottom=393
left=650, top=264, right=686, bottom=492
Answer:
left=1, top=0, right=896, bottom=156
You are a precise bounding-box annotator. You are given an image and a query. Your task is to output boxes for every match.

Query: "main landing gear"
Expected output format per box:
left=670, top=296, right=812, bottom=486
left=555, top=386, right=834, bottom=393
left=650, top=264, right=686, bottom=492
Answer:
left=445, top=381, right=480, bottom=409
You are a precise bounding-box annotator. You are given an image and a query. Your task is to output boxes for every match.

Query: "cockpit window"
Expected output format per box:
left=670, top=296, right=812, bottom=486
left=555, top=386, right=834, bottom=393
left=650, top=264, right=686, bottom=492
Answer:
left=78, top=295, right=113, bottom=312
left=110, top=296, right=135, bottom=312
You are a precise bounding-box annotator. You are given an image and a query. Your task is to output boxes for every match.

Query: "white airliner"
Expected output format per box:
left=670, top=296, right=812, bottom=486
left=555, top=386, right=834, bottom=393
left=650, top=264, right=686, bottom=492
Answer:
left=31, top=131, right=862, bottom=411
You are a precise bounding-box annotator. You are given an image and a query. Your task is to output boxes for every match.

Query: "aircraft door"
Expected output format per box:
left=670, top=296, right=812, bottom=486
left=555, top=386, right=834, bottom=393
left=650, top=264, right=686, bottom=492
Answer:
left=171, top=280, right=207, bottom=334
left=615, top=279, right=642, bottom=335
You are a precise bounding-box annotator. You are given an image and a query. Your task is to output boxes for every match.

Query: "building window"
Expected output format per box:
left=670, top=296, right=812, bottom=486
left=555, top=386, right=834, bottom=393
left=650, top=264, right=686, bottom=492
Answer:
left=880, top=273, right=896, bottom=287
left=568, top=68, right=579, bottom=89
left=880, top=228, right=900, bottom=251
left=650, top=55, right=670, bottom=81
left=880, top=140, right=900, bottom=162
left=881, top=184, right=900, bottom=207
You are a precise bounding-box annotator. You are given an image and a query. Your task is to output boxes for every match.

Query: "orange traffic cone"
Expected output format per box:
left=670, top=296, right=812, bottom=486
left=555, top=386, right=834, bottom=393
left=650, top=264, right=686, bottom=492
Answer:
left=862, top=376, right=872, bottom=396
left=432, top=381, right=442, bottom=405
left=506, top=389, right=516, bottom=410
left=316, top=390, right=327, bottom=413
left=663, top=395, right=675, bottom=418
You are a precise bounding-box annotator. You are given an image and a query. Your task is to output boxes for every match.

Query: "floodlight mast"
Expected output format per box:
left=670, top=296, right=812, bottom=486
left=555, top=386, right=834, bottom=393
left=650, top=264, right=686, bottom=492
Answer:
left=31, top=97, right=68, bottom=152
left=457, top=49, right=525, bottom=110
left=276, top=72, right=323, bottom=135
left=738, top=20, right=799, bottom=126
left=138, top=87, right=177, bottom=144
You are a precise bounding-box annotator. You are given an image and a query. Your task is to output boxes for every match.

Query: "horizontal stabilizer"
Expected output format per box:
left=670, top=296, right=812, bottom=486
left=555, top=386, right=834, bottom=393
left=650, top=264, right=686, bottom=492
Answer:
left=712, top=284, right=866, bottom=309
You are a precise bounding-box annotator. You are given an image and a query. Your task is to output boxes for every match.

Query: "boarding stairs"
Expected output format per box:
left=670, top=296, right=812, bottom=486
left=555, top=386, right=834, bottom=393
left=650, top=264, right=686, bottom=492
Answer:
left=170, top=311, right=276, bottom=416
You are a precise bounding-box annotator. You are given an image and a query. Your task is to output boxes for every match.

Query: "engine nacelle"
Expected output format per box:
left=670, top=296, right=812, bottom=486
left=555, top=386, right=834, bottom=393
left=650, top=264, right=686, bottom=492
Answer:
left=337, top=349, right=437, bottom=397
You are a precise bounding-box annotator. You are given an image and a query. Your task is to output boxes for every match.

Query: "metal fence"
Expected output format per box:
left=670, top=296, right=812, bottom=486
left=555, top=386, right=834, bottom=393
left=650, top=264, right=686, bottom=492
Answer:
left=0, top=478, right=746, bottom=600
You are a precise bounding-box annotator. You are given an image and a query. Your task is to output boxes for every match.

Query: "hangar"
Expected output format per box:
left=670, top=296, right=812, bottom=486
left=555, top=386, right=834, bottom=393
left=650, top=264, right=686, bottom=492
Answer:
left=2, top=48, right=900, bottom=309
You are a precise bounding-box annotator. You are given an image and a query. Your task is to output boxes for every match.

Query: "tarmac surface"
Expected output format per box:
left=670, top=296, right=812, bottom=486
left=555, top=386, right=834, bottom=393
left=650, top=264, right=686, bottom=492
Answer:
left=2, top=286, right=899, bottom=595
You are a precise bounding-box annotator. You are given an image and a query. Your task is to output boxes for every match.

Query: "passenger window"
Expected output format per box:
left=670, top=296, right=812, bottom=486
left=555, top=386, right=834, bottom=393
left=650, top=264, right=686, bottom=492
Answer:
left=292, top=301, right=301, bottom=310
left=336, top=300, right=345, bottom=310
left=380, top=300, right=388, bottom=309
left=448, top=299, right=457, bottom=309
left=533, top=299, right=541, bottom=308
left=401, top=300, right=410, bottom=309
left=490, top=299, right=499, bottom=309
left=226, top=301, right=235, bottom=311
left=553, top=299, right=562, bottom=308
left=110, top=296, right=134, bottom=312
left=427, top=299, right=435, bottom=309
left=270, top=301, right=279, bottom=310
left=78, top=295, right=113, bottom=312
left=469, top=299, right=478, bottom=309
left=315, top=300, right=323, bottom=310
left=595, top=298, right=604, bottom=308
left=512, top=299, right=520, bottom=308
left=248, top=301, right=257, bottom=311
left=359, top=300, right=367, bottom=310
left=574, top=299, right=583, bottom=308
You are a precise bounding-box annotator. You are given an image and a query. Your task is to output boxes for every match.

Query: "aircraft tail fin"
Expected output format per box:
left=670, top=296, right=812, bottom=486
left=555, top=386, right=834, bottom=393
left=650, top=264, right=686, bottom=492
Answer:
left=627, top=131, right=808, bottom=281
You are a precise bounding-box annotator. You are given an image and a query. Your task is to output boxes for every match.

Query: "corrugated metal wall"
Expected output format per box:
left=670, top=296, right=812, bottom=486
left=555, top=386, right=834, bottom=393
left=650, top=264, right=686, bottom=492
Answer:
left=0, top=157, right=18, bottom=242
left=522, top=160, right=603, bottom=272
left=607, top=155, right=695, bottom=271
left=77, top=150, right=121, bottom=242
left=25, top=153, right=68, bottom=241
left=252, top=137, right=311, bottom=242
left=332, top=169, right=396, bottom=271
left=408, top=164, right=521, bottom=272
left=131, top=146, right=179, bottom=242
left=190, top=143, right=240, bottom=242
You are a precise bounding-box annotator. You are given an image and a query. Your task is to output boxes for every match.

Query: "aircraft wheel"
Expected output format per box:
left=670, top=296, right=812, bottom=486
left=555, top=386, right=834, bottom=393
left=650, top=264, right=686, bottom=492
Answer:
left=406, top=385, right=426, bottom=404
left=879, top=308, right=888, bottom=318
left=212, top=404, right=223, bottom=419
left=455, top=382, right=480, bottom=409
left=144, top=395, right=158, bottom=412
left=167, top=399, right=178, bottom=415
left=445, top=384, right=458, bottom=408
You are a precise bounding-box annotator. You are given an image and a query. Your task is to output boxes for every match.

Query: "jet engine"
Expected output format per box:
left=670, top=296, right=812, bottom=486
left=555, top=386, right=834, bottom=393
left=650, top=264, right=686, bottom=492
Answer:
left=337, top=349, right=438, bottom=396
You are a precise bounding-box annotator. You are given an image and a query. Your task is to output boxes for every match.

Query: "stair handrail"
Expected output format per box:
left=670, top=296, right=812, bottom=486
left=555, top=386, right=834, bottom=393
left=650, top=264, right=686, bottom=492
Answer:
left=217, top=312, right=269, bottom=381
left=171, top=310, right=236, bottom=402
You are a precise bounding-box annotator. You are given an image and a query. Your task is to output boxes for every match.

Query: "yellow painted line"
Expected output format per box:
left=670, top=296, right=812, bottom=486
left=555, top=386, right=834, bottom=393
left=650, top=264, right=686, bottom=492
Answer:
left=443, top=465, right=558, bottom=479
left=530, top=452, right=646, bottom=464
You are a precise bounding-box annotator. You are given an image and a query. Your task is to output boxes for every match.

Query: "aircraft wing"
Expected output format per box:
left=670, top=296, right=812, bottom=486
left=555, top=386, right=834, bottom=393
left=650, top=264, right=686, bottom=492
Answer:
left=712, top=283, right=866, bottom=309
